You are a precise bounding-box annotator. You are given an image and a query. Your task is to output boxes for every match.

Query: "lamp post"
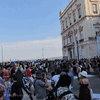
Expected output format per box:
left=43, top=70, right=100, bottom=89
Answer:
left=42, top=48, right=44, bottom=60
left=1, top=46, right=3, bottom=64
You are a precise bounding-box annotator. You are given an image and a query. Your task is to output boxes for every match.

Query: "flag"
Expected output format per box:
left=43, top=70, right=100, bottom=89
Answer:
left=15, top=69, right=33, bottom=100
left=0, top=77, right=9, bottom=100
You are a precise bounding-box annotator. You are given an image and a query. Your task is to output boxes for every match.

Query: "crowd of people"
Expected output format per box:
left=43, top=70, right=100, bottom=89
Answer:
left=0, top=55, right=100, bottom=100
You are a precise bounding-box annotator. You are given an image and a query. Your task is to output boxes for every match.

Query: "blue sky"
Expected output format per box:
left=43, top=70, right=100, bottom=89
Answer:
left=0, top=0, right=71, bottom=61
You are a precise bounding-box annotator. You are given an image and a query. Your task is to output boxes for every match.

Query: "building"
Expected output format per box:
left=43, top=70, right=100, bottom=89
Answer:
left=60, top=0, right=100, bottom=60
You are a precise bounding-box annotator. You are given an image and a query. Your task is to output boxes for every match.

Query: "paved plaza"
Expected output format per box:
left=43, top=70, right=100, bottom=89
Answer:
left=22, top=72, right=100, bottom=100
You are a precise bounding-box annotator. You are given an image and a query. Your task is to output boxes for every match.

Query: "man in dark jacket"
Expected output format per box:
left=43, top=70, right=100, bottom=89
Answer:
left=10, top=75, right=23, bottom=100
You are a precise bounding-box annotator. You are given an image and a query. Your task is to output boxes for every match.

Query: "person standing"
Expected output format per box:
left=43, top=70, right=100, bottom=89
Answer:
left=10, top=75, right=23, bottom=100
left=34, top=70, right=49, bottom=100
left=57, top=75, right=77, bottom=100
left=0, top=66, right=3, bottom=78
left=93, top=57, right=97, bottom=73
left=26, top=66, right=31, bottom=79
left=11, top=64, right=16, bottom=75
left=0, top=84, right=5, bottom=100
left=68, top=63, right=74, bottom=88
left=51, top=69, right=61, bottom=87
left=78, top=71, right=91, bottom=100
left=3, top=67, right=9, bottom=90
left=73, top=61, right=77, bottom=75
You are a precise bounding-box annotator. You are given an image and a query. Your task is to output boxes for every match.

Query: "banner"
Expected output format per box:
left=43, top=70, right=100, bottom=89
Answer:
left=97, top=36, right=100, bottom=54
left=15, top=70, right=33, bottom=100
left=74, top=42, right=78, bottom=57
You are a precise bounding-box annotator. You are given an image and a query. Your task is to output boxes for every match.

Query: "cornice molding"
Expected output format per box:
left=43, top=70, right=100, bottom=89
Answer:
left=60, top=0, right=77, bottom=19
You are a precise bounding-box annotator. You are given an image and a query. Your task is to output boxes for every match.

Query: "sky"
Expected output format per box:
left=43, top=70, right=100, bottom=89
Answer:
left=0, top=0, right=71, bottom=61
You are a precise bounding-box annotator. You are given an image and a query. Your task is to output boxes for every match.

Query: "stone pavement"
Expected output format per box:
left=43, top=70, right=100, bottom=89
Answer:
left=72, top=77, right=100, bottom=100
left=23, top=72, right=100, bottom=100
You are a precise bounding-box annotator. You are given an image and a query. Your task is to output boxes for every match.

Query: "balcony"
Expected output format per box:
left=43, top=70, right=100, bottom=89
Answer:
left=67, top=42, right=74, bottom=47
left=63, top=45, right=67, bottom=49
left=88, top=37, right=97, bottom=41
left=79, top=39, right=84, bottom=43
left=93, top=11, right=98, bottom=14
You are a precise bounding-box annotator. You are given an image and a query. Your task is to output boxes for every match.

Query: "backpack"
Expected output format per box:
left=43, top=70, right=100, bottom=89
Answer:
left=33, top=78, right=37, bottom=96
left=46, top=90, right=55, bottom=100
left=58, top=91, right=78, bottom=100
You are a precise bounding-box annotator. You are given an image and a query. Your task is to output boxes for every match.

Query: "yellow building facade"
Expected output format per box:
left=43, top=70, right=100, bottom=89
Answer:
left=60, top=0, right=100, bottom=59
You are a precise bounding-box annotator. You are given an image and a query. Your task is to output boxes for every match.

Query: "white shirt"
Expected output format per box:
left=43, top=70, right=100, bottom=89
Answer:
left=52, top=75, right=60, bottom=87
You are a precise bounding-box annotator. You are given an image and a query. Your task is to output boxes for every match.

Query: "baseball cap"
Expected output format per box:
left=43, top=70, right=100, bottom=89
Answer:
left=36, top=70, right=44, bottom=76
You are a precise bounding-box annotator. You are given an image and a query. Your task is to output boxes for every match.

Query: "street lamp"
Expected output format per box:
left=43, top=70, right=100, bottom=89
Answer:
left=1, top=46, right=3, bottom=64
left=42, top=48, right=44, bottom=60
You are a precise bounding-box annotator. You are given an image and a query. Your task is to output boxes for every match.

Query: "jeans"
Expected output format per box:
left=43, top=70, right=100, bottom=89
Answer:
left=36, top=97, right=46, bottom=100
left=69, top=75, right=74, bottom=87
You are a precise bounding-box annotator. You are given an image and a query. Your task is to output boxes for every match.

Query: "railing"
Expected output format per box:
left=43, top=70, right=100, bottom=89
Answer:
left=79, top=39, right=84, bottom=43
left=88, top=37, right=97, bottom=40
left=63, top=45, right=67, bottom=48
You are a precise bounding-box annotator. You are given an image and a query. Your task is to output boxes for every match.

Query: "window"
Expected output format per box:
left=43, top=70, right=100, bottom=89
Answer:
left=70, top=36, right=72, bottom=43
left=68, top=37, right=70, bottom=44
left=66, top=21, right=68, bottom=28
left=95, top=27, right=100, bottom=36
left=78, top=8, right=81, bottom=18
left=64, top=50, right=66, bottom=56
left=81, top=46, right=84, bottom=56
left=69, top=17, right=72, bottom=25
left=93, top=4, right=97, bottom=14
left=75, top=33, right=78, bottom=40
left=63, top=23, right=65, bottom=31
left=80, top=31, right=83, bottom=39
left=63, top=38, right=66, bottom=46
left=73, top=13, right=76, bottom=22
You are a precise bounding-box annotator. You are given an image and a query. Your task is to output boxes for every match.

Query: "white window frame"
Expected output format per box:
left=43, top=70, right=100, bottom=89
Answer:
left=63, top=23, right=65, bottom=30
left=66, top=21, right=68, bottom=28
left=75, top=33, right=78, bottom=40
left=73, top=13, right=76, bottom=22
left=69, top=17, right=72, bottom=25
left=81, top=46, right=84, bottom=56
left=70, top=36, right=72, bottom=43
left=68, top=37, right=70, bottom=44
left=80, top=31, right=83, bottom=39
left=92, top=4, right=97, bottom=14
left=63, top=38, right=66, bottom=46
left=95, top=27, right=100, bottom=36
left=78, top=8, right=81, bottom=18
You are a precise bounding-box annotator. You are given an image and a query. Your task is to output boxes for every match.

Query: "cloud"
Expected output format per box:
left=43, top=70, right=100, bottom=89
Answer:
left=0, top=37, right=62, bottom=61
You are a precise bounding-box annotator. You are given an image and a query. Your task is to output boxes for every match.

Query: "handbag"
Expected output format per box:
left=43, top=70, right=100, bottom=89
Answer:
left=89, top=82, right=93, bottom=100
